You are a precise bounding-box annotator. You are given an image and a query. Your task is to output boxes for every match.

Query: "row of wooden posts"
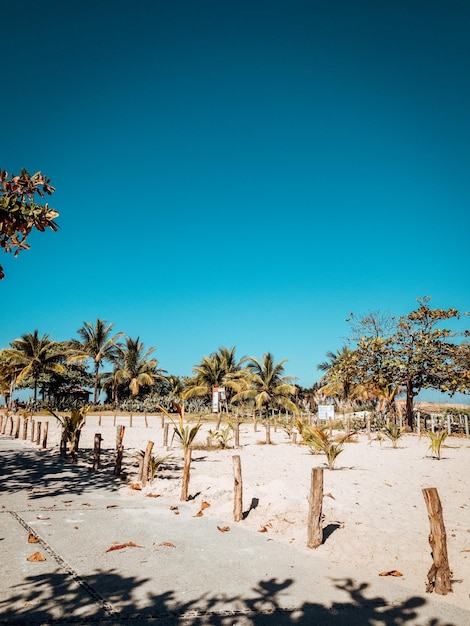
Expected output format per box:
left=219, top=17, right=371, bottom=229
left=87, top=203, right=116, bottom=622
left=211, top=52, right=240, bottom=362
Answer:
left=0, top=414, right=49, bottom=448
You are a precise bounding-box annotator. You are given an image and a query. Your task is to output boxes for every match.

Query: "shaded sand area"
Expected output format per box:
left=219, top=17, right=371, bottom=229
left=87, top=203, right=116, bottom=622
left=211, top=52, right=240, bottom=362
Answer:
left=1, top=415, right=469, bottom=624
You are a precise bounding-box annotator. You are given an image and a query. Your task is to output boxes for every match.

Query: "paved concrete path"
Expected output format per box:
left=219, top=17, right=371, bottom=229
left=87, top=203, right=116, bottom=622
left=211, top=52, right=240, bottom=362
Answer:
left=1, top=436, right=469, bottom=625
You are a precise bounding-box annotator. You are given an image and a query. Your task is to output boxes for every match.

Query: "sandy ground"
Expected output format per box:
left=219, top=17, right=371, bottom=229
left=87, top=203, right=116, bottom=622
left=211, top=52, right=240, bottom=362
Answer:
left=1, top=413, right=469, bottom=625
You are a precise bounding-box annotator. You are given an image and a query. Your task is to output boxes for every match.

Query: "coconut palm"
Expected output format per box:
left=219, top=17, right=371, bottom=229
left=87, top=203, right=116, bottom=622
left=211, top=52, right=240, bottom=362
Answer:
left=70, top=319, right=123, bottom=404
left=232, top=352, right=298, bottom=418
left=111, top=336, right=161, bottom=399
left=183, top=346, right=247, bottom=402
left=3, top=331, right=67, bottom=400
left=317, top=346, right=358, bottom=404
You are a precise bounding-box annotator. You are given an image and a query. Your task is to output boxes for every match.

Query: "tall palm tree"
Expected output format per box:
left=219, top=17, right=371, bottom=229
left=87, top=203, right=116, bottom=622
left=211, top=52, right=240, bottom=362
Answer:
left=232, top=352, right=298, bottom=418
left=317, top=346, right=358, bottom=405
left=183, top=346, right=246, bottom=402
left=71, top=319, right=123, bottom=403
left=112, top=336, right=160, bottom=398
left=3, top=330, right=67, bottom=400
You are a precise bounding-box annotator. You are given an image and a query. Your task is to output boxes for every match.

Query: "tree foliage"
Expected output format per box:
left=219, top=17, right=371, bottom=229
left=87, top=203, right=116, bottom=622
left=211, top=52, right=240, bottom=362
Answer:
left=0, top=169, right=58, bottom=279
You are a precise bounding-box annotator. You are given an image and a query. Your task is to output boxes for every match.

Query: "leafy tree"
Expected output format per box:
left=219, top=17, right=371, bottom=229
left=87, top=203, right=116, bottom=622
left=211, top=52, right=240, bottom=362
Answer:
left=232, top=352, right=298, bottom=418
left=0, top=169, right=58, bottom=279
left=348, top=298, right=467, bottom=429
left=70, top=319, right=124, bottom=403
left=2, top=331, right=68, bottom=400
left=317, top=346, right=359, bottom=405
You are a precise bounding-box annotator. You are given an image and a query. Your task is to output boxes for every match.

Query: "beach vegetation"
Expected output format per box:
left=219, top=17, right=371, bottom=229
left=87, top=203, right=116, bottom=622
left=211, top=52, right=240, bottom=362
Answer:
left=426, top=429, right=449, bottom=460
left=382, top=422, right=407, bottom=448
left=49, top=406, right=88, bottom=462
left=297, top=420, right=354, bottom=469
left=0, top=168, right=58, bottom=280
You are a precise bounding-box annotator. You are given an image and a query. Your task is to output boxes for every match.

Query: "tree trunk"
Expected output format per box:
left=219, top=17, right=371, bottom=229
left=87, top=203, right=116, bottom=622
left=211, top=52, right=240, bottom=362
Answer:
left=180, top=447, right=192, bottom=501
left=405, top=380, right=414, bottom=430
left=141, top=441, right=154, bottom=487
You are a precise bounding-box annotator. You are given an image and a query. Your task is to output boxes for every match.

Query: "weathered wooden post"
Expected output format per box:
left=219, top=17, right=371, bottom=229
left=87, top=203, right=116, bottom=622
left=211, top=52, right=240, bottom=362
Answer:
left=366, top=413, right=371, bottom=440
left=60, top=427, right=67, bottom=458
left=116, top=425, right=125, bottom=449
left=292, top=431, right=297, bottom=445
left=14, top=417, right=21, bottom=438
left=465, top=414, right=469, bottom=438
left=22, top=418, right=28, bottom=440
left=265, top=419, right=271, bottom=445
left=233, top=455, right=243, bottom=522
left=0, top=415, right=4, bottom=434
left=129, top=414, right=133, bottom=428
left=307, top=468, right=324, bottom=549
left=36, top=422, right=42, bottom=446
left=180, top=447, right=192, bottom=501
left=163, top=422, right=170, bottom=448
left=141, top=441, right=154, bottom=487
left=42, top=422, right=49, bottom=449
left=114, top=445, right=124, bottom=477
left=416, top=411, right=421, bottom=436
left=234, top=419, right=240, bottom=448
left=30, top=420, right=35, bottom=443
left=7, top=415, right=14, bottom=436
left=422, top=487, right=452, bottom=595
left=93, top=433, right=102, bottom=470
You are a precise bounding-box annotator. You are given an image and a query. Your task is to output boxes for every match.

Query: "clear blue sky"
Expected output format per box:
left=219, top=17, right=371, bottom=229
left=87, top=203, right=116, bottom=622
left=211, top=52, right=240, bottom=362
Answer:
left=1, top=0, right=469, bottom=395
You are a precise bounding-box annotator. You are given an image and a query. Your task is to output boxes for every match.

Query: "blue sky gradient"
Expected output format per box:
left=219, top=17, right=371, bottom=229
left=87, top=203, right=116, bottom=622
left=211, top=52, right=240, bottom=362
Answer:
left=1, top=1, right=469, bottom=395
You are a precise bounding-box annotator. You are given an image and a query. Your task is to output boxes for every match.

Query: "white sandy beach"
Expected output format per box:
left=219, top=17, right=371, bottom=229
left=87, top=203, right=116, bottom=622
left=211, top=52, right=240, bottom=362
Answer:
left=1, top=412, right=469, bottom=624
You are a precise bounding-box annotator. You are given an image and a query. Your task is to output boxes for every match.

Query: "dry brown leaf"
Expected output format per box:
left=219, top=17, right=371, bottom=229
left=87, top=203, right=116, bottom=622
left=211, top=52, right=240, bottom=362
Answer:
left=379, top=570, right=403, bottom=577
left=63, top=499, right=73, bottom=503
left=82, top=503, right=91, bottom=506
left=27, top=552, right=46, bottom=562
left=258, top=521, right=273, bottom=532
left=106, top=504, right=119, bottom=509
left=106, top=541, right=143, bottom=553
left=461, top=549, right=470, bottom=553
left=193, top=510, right=204, bottom=517
left=169, top=505, right=178, bottom=510
left=201, top=501, right=211, bottom=510
left=27, top=534, right=39, bottom=543
left=384, top=483, right=393, bottom=487
left=159, top=542, right=176, bottom=547
left=146, top=493, right=162, bottom=498
left=130, top=483, right=142, bottom=491
left=324, top=492, right=335, bottom=500
left=217, top=526, right=230, bottom=532
left=36, top=516, right=49, bottom=520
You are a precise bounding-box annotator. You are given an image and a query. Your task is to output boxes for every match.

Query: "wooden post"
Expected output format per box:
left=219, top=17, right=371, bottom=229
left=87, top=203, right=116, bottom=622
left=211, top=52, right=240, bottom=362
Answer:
left=141, top=441, right=154, bottom=487
left=180, top=447, right=192, bottom=501
left=292, top=432, right=297, bottom=445
left=417, top=411, right=421, bottom=436
left=465, top=415, right=469, bottom=438
left=234, top=419, right=240, bottom=448
left=14, top=417, right=21, bottom=438
left=93, top=433, right=102, bottom=470
left=232, top=455, right=243, bottom=522
left=307, top=468, right=324, bottom=549
left=22, top=418, right=28, bottom=440
left=161, top=414, right=165, bottom=428
left=144, top=414, right=148, bottom=428
left=113, top=413, right=117, bottom=427
left=163, top=422, right=170, bottom=448
left=114, top=444, right=124, bottom=477
left=265, top=419, right=271, bottom=445
left=422, top=487, right=452, bottom=595
left=60, top=428, right=67, bottom=458
left=7, top=415, right=14, bottom=436
left=129, top=414, right=133, bottom=428
left=30, top=420, right=35, bottom=443
left=42, top=422, right=49, bottom=449
left=116, top=425, right=125, bottom=449
left=98, top=414, right=102, bottom=426
left=366, top=413, right=371, bottom=440
left=36, top=422, right=42, bottom=446
left=446, top=415, right=451, bottom=435
left=0, top=415, right=4, bottom=434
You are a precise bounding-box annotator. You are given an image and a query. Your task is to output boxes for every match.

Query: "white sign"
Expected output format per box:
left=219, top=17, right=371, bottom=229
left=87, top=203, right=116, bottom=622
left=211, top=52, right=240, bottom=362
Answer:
left=318, top=405, right=335, bottom=421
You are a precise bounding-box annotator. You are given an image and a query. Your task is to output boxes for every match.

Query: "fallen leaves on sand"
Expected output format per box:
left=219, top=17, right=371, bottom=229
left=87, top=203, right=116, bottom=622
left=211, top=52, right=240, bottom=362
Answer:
left=159, top=542, right=176, bottom=548
left=258, top=522, right=273, bottom=533
left=217, top=526, right=230, bottom=532
left=324, top=492, right=335, bottom=500
left=461, top=549, right=470, bottom=553
left=106, top=504, right=119, bottom=509
left=27, top=534, right=39, bottom=543
left=379, top=570, right=403, bottom=577
left=82, top=503, right=91, bottom=507
left=130, top=483, right=142, bottom=491
left=63, top=499, right=73, bottom=503
left=36, top=516, right=49, bottom=520
left=170, top=506, right=179, bottom=515
left=193, top=501, right=211, bottom=517
left=27, top=552, right=46, bottom=562
left=106, top=541, right=143, bottom=553
left=146, top=493, right=162, bottom=498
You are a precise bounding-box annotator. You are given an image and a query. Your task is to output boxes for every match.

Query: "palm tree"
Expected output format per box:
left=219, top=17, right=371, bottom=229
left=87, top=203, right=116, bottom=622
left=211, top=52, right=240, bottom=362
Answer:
left=183, top=346, right=246, bottom=403
left=71, top=319, right=123, bottom=403
left=317, top=346, right=358, bottom=405
left=112, top=336, right=161, bottom=399
left=3, top=331, right=67, bottom=400
left=232, top=352, right=298, bottom=418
